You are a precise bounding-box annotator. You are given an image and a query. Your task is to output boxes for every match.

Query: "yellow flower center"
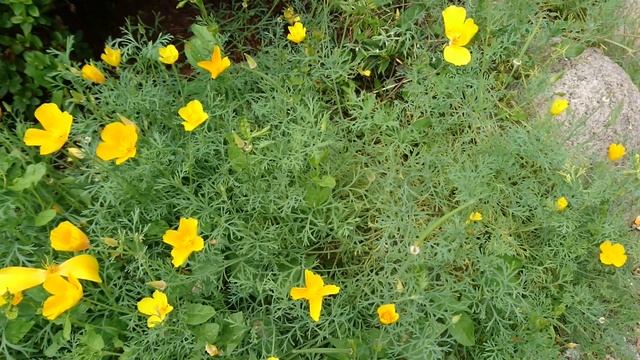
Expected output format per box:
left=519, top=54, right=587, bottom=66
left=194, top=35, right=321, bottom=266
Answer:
left=45, top=264, right=60, bottom=275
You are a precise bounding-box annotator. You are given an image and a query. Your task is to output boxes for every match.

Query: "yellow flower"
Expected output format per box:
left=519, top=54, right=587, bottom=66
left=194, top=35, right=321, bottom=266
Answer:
left=50, top=221, right=90, bottom=252
left=290, top=269, right=340, bottom=322
left=555, top=196, right=568, bottom=211
left=357, top=68, right=372, bottom=77
left=266, top=357, right=279, bottom=360
left=159, top=44, right=179, bottom=64
left=81, top=64, right=106, bottom=84
left=101, top=46, right=121, bottom=67
left=442, top=6, right=478, bottom=66
left=0, top=255, right=101, bottom=312
left=550, top=98, right=569, bottom=116
left=205, top=343, right=222, bottom=356
left=42, top=274, right=83, bottom=320
left=377, top=303, right=399, bottom=325
left=178, top=100, right=209, bottom=131
left=608, top=143, right=626, bottom=162
left=287, top=22, right=306, bottom=44
left=96, top=120, right=138, bottom=165
left=23, top=103, right=72, bottom=155
left=197, top=46, right=231, bottom=79
left=599, top=240, right=627, bottom=268
left=162, top=217, right=205, bottom=267
left=468, top=211, right=483, bottom=222
left=137, top=290, right=174, bottom=328
left=283, top=6, right=301, bottom=25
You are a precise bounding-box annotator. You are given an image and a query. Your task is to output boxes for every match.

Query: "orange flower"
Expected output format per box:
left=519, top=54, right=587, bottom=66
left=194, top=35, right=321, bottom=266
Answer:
left=81, top=64, right=106, bottom=84
left=162, top=218, right=205, bottom=267
left=23, top=103, right=72, bottom=155
left=96, top=119, right=138, bottom=165
left=377, top=303, right=400, bottom=325
left=290, top=269, right=340, bottom=321
left=50, top=221, right=90, bottom=252
left=197, top=46, right=231, bottom=79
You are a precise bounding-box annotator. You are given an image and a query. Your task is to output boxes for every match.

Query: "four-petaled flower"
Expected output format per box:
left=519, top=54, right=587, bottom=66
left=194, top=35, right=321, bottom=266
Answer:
left=599, top=240, right=627, bottom=268
left=159, top=44, right=179, bottom=64
left=23, top=103, right=72, bottom=155
left=290, top=269, right=340, bottom=322
left=197, top=46, right=232, bottom=79
left=81, top=64, right=106, bottom=84
left=442, top=6, right=478, bottom=66
left=42, top=274, right=83, bottom=320
left=162, top=217, right=205, bottom=267
left=555, top=196, right=568, bottom=212
left=608, top=143, right=626, bottom=162
left=179, top=100, right=209, bottom=131
left=50, top=221, right=90, bottom=252
left=377, top=303, right=400, bottom=325
left=96, top=119, right=138, bottom=165
left=137, top=290, right=174, bottom=328
left=101, top=46, right=121, bottom=67
left=550, top=98, right=569, bottom=116
left=468, top=211, right=483, bottom=222
left=0, top=254, right=102, bottom=319
left=287, top=22, right=307, bottom=44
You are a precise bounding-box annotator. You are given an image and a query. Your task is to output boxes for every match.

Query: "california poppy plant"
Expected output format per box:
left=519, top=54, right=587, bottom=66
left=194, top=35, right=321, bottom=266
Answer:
left=162, top=217, right=205, bottom=267
left=23, top=103, right=72, bottom=155
left=555, top=196, right=568, bottom=212
left=178, top=100, right=209, bottom=131
left=287, top=22, right=306, bottom=44
left=96, top=119, right=138, bottom=165
left=290, top=269, right=340, bottom=322
left=101, top=46, right=121, bottom=67
left=599, top=240, right=627, bottom=268
left=197, top=46, right=231, bottom=79
left=550, top=98, right=569, bottom=116
left=137, top=290, right=174, bottom=328
left=0, top=254, right=101, bottom=319
left=442, top=6, right=478, bottom=66
left=608, top=143, right=626, bottom=162
left=81, top=64, right=106, bottom=84
left=159, top=44, right=179, bottom=64
left=42, top=274, right=83, bottom=320
left=377, top=303, right=400, bottom=325
left=50, top=221, right=90, bottom=252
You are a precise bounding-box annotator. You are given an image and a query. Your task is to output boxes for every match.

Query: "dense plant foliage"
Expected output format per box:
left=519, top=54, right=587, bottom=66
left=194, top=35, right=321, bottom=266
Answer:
left=1, top=0, right=639, bottom=359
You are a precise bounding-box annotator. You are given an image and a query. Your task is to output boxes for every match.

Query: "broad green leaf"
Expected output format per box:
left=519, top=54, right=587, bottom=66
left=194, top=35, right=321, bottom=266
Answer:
left=192, top=323, right=220, bottom=343
left=312, top=175, right=336, bottom=188
left=83, top=328, right=105, bottom=352
left=9, top=163, right=46, bottom=191
left=5, top=318, right=35, bottom=343
left=449, top=313, right=475, bottom=346
left=217, top=312, right=247, bottom=353
left=304, top=183, right=332, bottom=207
left=183, top=303, right=216, bottom=325
left=34, top=209, right=56, bottom=226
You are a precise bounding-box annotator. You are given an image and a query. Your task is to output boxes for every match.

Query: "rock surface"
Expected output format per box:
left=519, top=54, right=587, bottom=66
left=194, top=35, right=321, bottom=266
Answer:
left=546, top=48, right=640, bottom=158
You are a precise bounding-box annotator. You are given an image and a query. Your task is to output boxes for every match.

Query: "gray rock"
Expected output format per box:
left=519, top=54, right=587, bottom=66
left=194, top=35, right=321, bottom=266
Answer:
left=544, top=48, right=640, bottom=158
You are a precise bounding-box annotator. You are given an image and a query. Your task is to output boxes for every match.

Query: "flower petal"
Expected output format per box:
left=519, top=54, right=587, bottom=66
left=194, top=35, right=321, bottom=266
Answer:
left=170, top=246, right=193, bottom=267
left=290, top=287, right=308, bottom=300
left=304, top=269, right=324, bottom=289
left=308, top=296, right=323, bottom=322
left=321, top=284, right=340, bottom=296
left=58, top=254, right=102, bottom=283
left=443, top=45, right=472, bottom=66
left=137, top=297, right=158, bottom=316
left=42, top=275, right=83, bottom=320
left=442, top=5, right=467, bottom=40
left=50, top=221, right=90, bottom=252
left=0, top=267, right=47, bottom=295
left=456, top=19, right=479, bottom=47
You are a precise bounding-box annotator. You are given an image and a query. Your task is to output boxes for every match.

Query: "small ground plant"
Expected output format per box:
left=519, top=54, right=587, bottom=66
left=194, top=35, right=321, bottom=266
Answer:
left=1, top=0, right=640, bottom=359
